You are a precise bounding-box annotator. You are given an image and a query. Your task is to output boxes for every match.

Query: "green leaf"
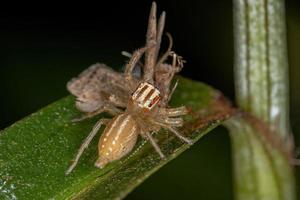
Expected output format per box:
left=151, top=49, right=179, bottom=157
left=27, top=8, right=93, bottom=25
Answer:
left=0, top=78, right=229, bottom=200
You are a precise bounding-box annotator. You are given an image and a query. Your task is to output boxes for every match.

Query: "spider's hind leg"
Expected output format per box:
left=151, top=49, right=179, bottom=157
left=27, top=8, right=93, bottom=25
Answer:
left=168, top=126, right=193, bottom=145
left=66, top=118, right=110, bottom=175
left=143, top=132, right=166, bottom=159
left=153, top=121, right=193, bottom=145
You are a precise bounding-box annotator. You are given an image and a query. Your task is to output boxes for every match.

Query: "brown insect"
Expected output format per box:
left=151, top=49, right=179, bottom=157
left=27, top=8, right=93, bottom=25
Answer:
left=65, top=2, right=191, bottom=175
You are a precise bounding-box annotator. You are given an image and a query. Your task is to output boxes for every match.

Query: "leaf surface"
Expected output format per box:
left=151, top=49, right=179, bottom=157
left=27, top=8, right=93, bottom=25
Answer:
left=0, top=78, right=229, bottom=200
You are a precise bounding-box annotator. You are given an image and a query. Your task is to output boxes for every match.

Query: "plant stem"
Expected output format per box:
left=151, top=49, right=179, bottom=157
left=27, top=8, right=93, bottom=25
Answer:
left=229, top=0, right=296, bottom=199
left=227, top=116, right=295, bottom=200
left=233, top=0, right=289, bottom=139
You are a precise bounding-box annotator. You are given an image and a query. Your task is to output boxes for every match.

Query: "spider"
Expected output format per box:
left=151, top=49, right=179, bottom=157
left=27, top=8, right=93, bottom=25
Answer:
left=65, top=2, right=191, bottom=175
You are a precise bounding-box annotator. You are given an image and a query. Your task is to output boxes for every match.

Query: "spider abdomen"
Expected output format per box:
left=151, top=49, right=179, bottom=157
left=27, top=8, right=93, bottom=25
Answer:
left=95, top=113, right=139, bottom=168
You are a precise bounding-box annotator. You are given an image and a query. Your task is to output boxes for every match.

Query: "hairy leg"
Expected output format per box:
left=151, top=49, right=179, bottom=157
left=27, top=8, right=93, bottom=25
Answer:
left=166, top=80, right=178, bottom=103
left=144, top=132, right=166, bottom=159
left=160, top=106, right=188, bottom=117
left=122, top=51, right=144, bottom=69
left=154, top=11, right=166, bottom=61
left=163, top=117, right=184, bottom=127
left=170, top=51, right=185, bottom=71
left=72, top=105, right=122, bottom=122
left=144, top=2, right=157, bottom=84
left=153, top=121, right=192, bottom=145
left=155, top=33, right=173, bottom=69
left=66, top=118, right=110, bottom=175
left=122, top=51, right=144, bottom=80
left=124, top=47, right=147, bottom=85
left=167, top=126, right=192, bottom=144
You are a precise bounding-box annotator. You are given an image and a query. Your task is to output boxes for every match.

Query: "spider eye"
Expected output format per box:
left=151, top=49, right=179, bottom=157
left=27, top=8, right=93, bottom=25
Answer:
left=131, top=82, right=160, bottom=110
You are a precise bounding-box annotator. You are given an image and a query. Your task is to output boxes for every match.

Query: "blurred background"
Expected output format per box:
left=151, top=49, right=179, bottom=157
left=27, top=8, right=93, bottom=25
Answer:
left=0, top=0, right=299, bottom=199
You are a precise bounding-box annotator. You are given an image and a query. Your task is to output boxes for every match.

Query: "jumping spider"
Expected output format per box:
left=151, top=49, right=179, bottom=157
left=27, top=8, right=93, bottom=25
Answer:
left=66, top=2, right=191, bottom=175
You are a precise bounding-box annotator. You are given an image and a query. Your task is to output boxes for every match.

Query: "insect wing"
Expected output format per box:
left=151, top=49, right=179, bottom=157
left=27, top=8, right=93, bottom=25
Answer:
left=67, top=63, right=112, bottom=97
left=67, top=63, right=132, bottom=109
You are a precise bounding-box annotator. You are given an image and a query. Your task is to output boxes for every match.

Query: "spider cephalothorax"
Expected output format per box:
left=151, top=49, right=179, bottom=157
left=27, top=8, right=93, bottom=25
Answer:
left=129, top=82, right=161, bottom=112
left=66, top=2, right=191, bottom=175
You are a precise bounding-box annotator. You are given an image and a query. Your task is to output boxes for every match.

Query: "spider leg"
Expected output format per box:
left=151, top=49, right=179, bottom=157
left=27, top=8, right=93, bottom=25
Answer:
left=144, top=2, right=157, bottom=84
left=163, top=117, right=184, bottom=127
left=160, top=106, right=188, bottom=117
left=153, top=121, right=192, bottom=145
left=159, top=106, right=188, bottom=127
left=72, top=105, right=122, bottom=122
left=66, top=118, right=110, bottom=175
left=167, top=126, right=193, bottom=145
left=144, top=132, right=166, bottom=159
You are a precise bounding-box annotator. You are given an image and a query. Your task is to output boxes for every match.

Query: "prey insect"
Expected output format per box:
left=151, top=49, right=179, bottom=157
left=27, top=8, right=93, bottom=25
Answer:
left=66, top=2, right=191, bottom=175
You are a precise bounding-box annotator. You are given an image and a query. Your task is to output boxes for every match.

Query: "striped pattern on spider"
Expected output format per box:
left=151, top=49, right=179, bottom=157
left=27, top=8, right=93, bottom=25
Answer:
left=65, top=2, right=191, bottom=175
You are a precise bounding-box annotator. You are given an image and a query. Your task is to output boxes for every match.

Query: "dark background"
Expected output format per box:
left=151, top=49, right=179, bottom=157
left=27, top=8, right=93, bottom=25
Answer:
left=0, top=1, right=299, bottom=199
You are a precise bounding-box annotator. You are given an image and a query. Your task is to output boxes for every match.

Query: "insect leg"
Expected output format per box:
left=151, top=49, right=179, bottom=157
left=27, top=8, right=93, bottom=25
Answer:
left=166, top=80, right=178, bottom=103
left=144, top=132, right=166, bottom=159
left=154, top=11, right=166, bottom=61
left=170, top=51, right=185, bottom=71
left=144, top=2, right=157, bottom=84
left=65, top=118, right=109, bottom=175
left=122, top=51, right=144, bottom=72
left=124, top=47, right=147, bottom=84
left=104, top=105, right=123, bottom=115
left=155, top=33, right=173, bottom=69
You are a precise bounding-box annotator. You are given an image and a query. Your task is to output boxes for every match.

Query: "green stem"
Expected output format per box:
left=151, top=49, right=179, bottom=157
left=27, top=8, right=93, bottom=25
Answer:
left=233, top=0, right=289, bottom=139
left=227, top=117, right=295, bottom=200
left=230, top=0, right=296, bottom=199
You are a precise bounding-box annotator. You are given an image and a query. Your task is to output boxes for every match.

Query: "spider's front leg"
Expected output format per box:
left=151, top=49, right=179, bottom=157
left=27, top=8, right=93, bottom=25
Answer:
left=160, top=106, right=189, bottom=117
left=66, top=118, right=110, bottom=175
left=162, top=117, right=184, bottom=127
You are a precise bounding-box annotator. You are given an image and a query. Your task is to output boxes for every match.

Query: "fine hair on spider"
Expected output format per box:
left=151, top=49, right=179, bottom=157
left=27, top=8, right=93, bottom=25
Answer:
left=65, top=2, right=191, bottom=175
